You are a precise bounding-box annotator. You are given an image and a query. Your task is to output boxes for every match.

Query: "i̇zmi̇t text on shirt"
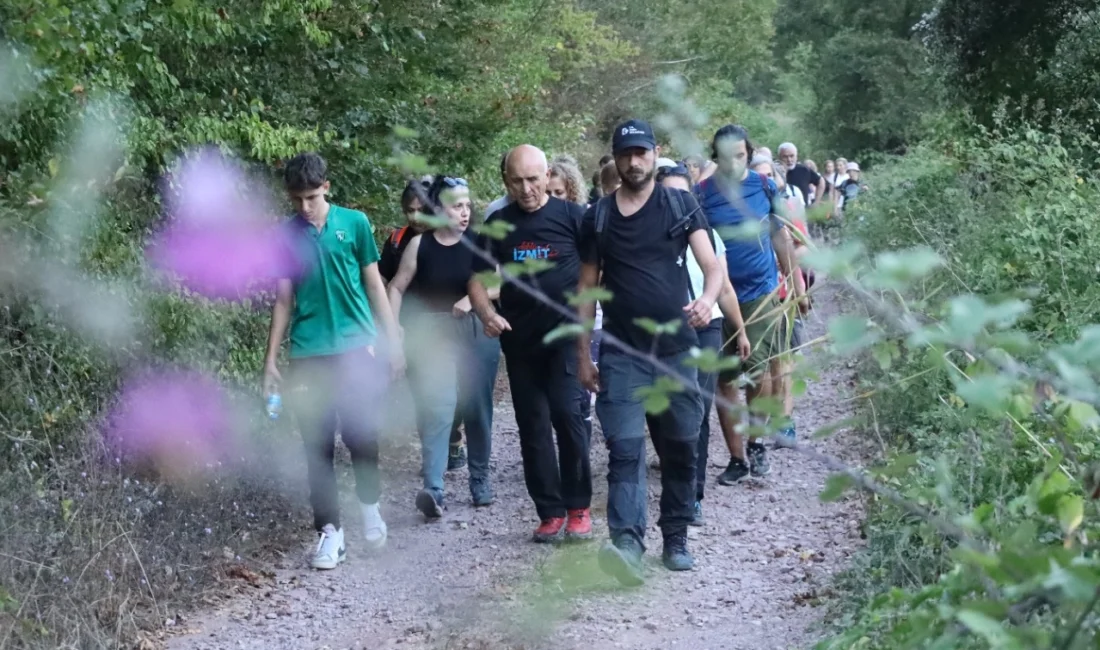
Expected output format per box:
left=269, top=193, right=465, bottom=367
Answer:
left=472, top=196, right=584, bottom=356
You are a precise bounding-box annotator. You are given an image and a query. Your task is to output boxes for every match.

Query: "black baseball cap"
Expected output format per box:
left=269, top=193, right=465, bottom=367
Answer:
left=612, top=119, right=656, bottom=154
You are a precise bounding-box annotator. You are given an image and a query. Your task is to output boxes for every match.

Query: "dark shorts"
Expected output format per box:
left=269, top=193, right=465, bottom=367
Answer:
left=720, top=294, right=786, bottom=383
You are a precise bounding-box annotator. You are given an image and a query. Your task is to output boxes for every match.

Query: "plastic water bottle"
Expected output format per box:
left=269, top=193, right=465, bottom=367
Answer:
left=265, top=393, right=282, bottom=420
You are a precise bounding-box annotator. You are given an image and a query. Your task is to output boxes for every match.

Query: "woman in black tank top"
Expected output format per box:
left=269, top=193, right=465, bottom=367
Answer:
left=386, top=175, right=501, bottom=520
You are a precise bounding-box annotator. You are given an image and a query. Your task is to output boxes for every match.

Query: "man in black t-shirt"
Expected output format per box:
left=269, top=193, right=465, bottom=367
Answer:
left=576, top=120, right=724, bottom=586
left=778, top=142, right=825, bottom=210
left=468, top=144, right=593, bottom=545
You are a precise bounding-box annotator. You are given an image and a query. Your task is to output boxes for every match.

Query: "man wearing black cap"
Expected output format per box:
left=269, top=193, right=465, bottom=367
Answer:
left=576, top=120, right=724, bottom=585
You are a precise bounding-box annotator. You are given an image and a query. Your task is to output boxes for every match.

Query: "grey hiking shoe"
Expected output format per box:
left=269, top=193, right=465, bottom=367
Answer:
left=415, top=489, right=444, bottom=520
left=598, top=536, right=645, bottom=587
left=662, top=533, right=694, bottom=571
left=470, top=476, right=494, bottom=507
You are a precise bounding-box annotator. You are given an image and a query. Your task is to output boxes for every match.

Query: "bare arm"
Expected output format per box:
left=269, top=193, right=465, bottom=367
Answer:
left=810, top=175, right=826, bottom=208
left=386, top=235, right=421, bottom=323
left=467, top=272, right=511, bottom=337
left=362, top=262, right=405, bottom=373
left=772, top=226, right=804, bottom=301
left=575, top=261, right=600, bottom=359
left=262, top=278, right=294, bottom=394
left=687, top=230, right=722, bottom=306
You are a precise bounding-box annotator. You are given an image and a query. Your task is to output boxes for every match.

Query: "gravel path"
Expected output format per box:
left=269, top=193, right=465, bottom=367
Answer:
left=166, top=281, right=864, bottom=650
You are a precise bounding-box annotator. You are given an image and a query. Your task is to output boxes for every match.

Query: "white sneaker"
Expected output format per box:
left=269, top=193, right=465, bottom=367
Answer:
left=361, top=502, right=387, bottom=550
left=311, top=524, right=345, bottom=570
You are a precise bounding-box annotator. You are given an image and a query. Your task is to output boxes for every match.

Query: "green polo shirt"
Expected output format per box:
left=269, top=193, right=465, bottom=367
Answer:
left=286, top=205, right=380, bottom=358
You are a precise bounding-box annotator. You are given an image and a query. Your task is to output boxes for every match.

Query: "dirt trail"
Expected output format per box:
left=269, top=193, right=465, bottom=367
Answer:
left=167, top=282, right=864, bottom=650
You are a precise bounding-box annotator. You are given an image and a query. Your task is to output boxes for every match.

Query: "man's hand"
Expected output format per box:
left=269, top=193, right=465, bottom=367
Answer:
left=794, top=288, right=810, bottom=316
left=579, top=357, right=600, bottom=393
left=683, top=298, right=713, bottom=329
left=736, top=333, right=752, bottom=361
left=388, top=348, right=407, bottom=380
left=452, top=296, right=472, bottom=319
left=482, top=313, right=512, bottom=338
left=262, top=361, right=282, bottom=397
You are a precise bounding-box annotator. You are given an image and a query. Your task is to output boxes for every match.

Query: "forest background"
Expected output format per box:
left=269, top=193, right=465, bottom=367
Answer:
left=6, top=0, right=1100, bottom=648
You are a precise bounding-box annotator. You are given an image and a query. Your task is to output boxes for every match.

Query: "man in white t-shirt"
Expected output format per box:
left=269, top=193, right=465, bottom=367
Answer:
left=656, top=163, right=750, bottom=526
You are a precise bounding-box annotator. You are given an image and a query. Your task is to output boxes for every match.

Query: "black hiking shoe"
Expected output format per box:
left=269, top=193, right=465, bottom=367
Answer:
left=717, top=458, right=750, bottom=485
left=748, top=441, right=771, bottom=477
left=447, top=444, right=467, bottom=471
left=688, top=501, right=704, bottom=527
left=415, top=489, right=444, bottom=520
left=470, top=476, right=494, bottom=507
left=598, top=536, right=645, bottom=587
left=662, top=533, right=694, bottom=571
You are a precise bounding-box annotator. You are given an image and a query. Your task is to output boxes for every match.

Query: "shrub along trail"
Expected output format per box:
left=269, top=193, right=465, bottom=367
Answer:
left=166, top=281, right=864, bottom=650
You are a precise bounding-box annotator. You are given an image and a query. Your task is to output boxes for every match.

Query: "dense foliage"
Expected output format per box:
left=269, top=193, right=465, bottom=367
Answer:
left=9, top=0, right=1100, bottom=646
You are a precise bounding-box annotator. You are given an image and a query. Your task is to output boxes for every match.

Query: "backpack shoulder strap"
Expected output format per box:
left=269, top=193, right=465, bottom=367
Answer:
left=593, top=195, right=612, bottom=271
left=391, top=225, right=409, bottom=246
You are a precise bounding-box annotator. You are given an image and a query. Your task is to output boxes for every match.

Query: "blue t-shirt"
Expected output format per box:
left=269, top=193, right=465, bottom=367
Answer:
left=696, top=171, right=780, bottom=303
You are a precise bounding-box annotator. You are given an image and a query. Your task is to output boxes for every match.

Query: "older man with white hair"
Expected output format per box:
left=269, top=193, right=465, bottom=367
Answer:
left=468, top=144, right=594, bottom=545
left=777, top=142, right=825, bottom=210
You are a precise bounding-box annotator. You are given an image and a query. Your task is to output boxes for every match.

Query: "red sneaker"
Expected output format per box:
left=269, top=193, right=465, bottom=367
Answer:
left=533, top=517, right=566, bottom=543
left=565, top=509, right=593, bottom=541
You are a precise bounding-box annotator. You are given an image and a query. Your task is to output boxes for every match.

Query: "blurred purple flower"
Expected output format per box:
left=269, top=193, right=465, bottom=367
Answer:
left=105, top=369, right=234, bottom=469
left=147, top=148, right=303, bottom=300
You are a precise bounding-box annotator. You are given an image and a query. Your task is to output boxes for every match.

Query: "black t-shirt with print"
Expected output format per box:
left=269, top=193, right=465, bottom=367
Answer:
left=580, top=188, right=705, bottom=357
left=472, top=196, right=584, bottom=355
left=785, top=164, right=821, bottom=206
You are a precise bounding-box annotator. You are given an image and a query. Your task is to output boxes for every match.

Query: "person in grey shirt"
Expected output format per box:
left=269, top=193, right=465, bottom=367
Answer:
left=485, top=153, right=513, bottom=220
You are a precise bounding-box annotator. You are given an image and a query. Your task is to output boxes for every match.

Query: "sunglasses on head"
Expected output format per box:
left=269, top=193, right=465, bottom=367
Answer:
left=442, top=177, right=468, bottom=188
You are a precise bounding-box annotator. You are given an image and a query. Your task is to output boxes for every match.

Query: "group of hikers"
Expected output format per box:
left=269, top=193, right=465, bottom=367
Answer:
left=261, top=120, right=866, bottom=586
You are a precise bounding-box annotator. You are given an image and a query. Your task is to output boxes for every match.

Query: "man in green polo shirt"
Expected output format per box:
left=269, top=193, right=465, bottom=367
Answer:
left=262, top=152, right=404, bottom=570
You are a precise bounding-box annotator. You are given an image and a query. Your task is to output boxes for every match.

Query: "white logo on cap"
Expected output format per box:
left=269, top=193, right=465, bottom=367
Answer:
left=621, top=126, right=646, bottom=136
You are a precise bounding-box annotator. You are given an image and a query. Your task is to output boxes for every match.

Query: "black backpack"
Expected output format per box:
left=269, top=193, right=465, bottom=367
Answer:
left=592, top=186, right=705, bottom=300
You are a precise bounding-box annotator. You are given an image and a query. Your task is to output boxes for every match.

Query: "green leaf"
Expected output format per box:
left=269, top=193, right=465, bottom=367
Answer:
left=954, top=375, right=1013, bottom=412
left=1061, top=400, right=1100, bottom=433
left=682, top=346, right=743, bottom=373
left=955, top=610, right=1014, bottom=647
left=542, top=323, right=588, bottom=345
left=873, top=453, right=918, bottom=478
left=566, top=287, right=614, bottom=306
left=473, top=270, right=502, bottom=289
left=865, top=247, right=943, bottom=291
left=472, top=219, right=515, bottom=241
left=1057, top=494, right=1084, bottom=535
left=633, top=318, right=683, bottom=336
left=1043, top=559, right=1097, bottom=601
left=502, top=259, right=555, bottom=277
left=633, top=376, right=683, bottom=415
left=801, top=241, right=864, bottom=276
left=392, top=125, right=419, bottom=139
left=820, top=473, right=855, bottom=502
left=829, top=315, right=878, bottom=356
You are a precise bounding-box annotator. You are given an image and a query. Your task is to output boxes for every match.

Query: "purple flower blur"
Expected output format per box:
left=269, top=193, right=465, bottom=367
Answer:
left=106, top=369, right=234, bottom=471
left=147, top=148, right=303, bottom=300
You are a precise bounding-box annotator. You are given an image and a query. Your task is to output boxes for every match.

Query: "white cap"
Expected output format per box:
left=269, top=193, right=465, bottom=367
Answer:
left=656, top=157, right=677, bottom=169
left=846, top=162, right=860, bottom=172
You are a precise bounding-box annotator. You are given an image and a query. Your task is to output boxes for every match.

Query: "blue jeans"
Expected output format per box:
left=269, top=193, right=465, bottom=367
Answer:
left=405, top=313, right=462, bottom=501
left=596, top=349, right=703, bottom=548
left=452, top=314, right=501, bottom=483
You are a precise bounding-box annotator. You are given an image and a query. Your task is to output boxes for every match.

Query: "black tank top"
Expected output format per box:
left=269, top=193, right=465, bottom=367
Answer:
left=409, top=231, right=476, bottom=313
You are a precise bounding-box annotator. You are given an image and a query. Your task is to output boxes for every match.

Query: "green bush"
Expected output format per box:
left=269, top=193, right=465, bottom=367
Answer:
left=818, top=120, right=1100, bottom=648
